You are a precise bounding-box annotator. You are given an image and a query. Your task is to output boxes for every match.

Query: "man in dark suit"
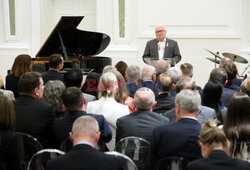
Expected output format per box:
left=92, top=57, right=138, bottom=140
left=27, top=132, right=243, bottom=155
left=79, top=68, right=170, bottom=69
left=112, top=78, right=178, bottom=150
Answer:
left=143, top=25, right=181, bottom=66
left=42, top=54, right=64, bottom=84
left=163, top=77, right=217, bottom=123
left=116, top=87, right=169, bottom=144
left=53, top=87, right=112, bottom=151
left=153, top=72, right=175, bottom=113
left=13, top=72, right=56, bottom=148
left=141, top=65, right=158, bottom=97
left=145, top=89, right=202, bottom=170
left=209, top=68, right=236, bottom=106
left=125, top=66, right=141, bottom=98
left=64, top=68, right=96, bottom=104
left=47, top=116, right=124, bottom=170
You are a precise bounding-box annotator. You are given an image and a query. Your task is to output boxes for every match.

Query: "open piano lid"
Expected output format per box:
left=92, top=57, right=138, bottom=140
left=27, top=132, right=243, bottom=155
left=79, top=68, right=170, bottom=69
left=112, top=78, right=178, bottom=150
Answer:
left=36, top=16, right=111, bottom=57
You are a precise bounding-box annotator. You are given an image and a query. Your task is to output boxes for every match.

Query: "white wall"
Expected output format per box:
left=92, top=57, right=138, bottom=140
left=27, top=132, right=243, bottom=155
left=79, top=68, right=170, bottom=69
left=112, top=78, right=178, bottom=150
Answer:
left=0, top=0, right=249, bottom=87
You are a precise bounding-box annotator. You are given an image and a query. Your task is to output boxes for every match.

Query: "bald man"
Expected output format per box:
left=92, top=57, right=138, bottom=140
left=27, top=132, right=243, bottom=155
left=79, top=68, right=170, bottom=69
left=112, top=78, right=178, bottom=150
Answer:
left=47, top=116, right=124, bottom=170
left=142, top=25, right=181, bottom=66
left=116, top=87, right=169, bottom=144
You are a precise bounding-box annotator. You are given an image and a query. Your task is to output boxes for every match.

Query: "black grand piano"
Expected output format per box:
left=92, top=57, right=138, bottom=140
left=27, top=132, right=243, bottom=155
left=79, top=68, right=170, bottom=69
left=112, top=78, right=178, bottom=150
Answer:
left=34, top=16, right=111, bottom=74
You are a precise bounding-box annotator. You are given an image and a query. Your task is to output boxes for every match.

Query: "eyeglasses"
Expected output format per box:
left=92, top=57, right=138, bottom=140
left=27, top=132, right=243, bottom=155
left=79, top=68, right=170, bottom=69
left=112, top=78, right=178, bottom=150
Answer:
left=155, top=30, right=165, bottom=33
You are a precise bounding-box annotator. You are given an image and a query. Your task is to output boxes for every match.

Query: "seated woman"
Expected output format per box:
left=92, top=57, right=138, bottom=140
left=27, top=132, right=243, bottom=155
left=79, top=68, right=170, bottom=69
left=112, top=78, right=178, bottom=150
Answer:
left=223, top=92, right=250, bottom=160
left=187, top=120, right=250, bottom=170
left=0, top=95, right=21, bottom=170
left=41, top=80, right=66, bottom=118
left=5, top=54, right=32, bottom=98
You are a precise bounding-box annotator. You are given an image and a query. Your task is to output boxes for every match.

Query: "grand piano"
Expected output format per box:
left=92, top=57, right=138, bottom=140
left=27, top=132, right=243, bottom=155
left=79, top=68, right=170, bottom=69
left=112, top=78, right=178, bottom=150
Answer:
left=34, top=16, right=111, bottom=74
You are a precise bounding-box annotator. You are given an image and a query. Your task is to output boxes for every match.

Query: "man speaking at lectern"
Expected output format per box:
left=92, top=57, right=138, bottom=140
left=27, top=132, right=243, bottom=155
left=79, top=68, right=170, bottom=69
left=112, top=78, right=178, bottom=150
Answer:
left=143, top=25, right=181, bottom=66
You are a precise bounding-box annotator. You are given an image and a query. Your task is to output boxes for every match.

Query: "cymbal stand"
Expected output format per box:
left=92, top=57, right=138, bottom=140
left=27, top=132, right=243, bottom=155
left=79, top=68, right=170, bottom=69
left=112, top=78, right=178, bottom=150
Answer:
left=214, top=52, right=219, bottom=68
left=240, top=63, right=250, bottom=77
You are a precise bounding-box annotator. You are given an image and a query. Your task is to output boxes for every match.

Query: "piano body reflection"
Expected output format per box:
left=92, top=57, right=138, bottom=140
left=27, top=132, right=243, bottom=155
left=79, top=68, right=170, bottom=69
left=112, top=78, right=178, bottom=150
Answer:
left=34, top=16, right=111, bottom=74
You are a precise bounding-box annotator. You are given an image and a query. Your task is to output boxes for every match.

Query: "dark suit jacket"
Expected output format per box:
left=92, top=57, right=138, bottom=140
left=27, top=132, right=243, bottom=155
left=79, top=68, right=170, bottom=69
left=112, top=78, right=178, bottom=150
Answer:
left=142, top=80, right=158, bottom=97
left=225, top=81, right=240, bottom=92
left=145, top=118, right=202, bottom=170
left=143, top=38, right=181, bottom=64
left=46, top=144, right=125, bottom=170
left=42, top=70, right=64, bottom=84
left=222, top=87, right=236, bottom=106
left=116, top=110, right=169, bottom=144
left=53, top=110, right=112, bottom=151
left=13, top=95, right=56, bottom=148
left=0, top=131, right=21, bottom=170
left=127, top=83, right=141, bottom=98
left=5, top=74, right=19, bottom=98
left=187, top=150, right=250, bottom=170
left=153, top=93, right=175, bottom=113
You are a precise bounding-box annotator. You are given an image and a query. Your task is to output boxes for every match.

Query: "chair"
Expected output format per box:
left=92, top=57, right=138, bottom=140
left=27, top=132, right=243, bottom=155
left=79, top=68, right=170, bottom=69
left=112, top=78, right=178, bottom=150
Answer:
left=0, top=161, right=6, bottom=170
left=105, top=151, right=137, bottom=170
left=15, top=132, right=43, bottom=170
left=115, top=136, right=150, bottom=170
left=153, top=157, right=189, bottom=170
left=60, top=137, right=73, bottom=153
left=27, top=149, right=65, bottom=170
left=231, top=141, right=250, bottom=161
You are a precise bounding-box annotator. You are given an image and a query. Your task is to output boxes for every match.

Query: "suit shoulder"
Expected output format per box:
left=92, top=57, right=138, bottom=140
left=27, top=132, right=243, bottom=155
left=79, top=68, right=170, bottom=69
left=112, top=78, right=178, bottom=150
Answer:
left=166, top=38, right=177, bottom=43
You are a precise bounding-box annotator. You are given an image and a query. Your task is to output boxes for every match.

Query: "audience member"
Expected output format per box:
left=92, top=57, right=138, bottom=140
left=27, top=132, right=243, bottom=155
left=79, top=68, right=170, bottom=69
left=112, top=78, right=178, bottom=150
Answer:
left=111, top=70, right=136, bottom=113
left=47, top=116, right=124, bottom=170
left=145, top=89, right=202, bottom=170
left=13, top=72, right=56, bottom=148
left=180, top=63, right=201, bottom=90
left=5, top=54, right=32, bottom=98
left=126, top=65, right=141, bottom=98
left=167, top=66, right=182, bottom=96
left=116, top=87, right=169, bottom=143
left=42, top=54, right=64, bottom=84
left=240, top=77, right=250, bottom=96
left=41, top=80, right=66, bottom=118
left=223, top=63, right=240, bottom=91
left=0, top=95, right=21, bottom=170
left=141, top=65, right=158, bottom=97
left=81, top=72, right=100, bottom=99
left=115, top=61, right=128, bottom=80
left=153, top=72, right=175, bottom=113
left=223, top=92, right=250, bottom=160
left=155, top=59, right=170, bottom=78
left=202, top=81, right=223, bottom=123
left=102, top=65, right=117, bottom=75
left=86, top=72, right=129, bottom=150
left=164, top=77, right=217, bottom=123
left=64, top=68, right=96, bottom=104
left=209, top=68, right=236, bottom=106
left=53, top=87, right=112, bottom=151
left=187, top=120, right=250, bottom=170
left=219, top=57, right=242, bottom=86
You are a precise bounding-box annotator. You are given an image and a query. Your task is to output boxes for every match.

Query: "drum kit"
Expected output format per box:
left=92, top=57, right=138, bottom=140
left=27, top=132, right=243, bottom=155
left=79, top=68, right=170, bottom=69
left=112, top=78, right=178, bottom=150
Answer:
left=205, top=49, right=249, bottom=78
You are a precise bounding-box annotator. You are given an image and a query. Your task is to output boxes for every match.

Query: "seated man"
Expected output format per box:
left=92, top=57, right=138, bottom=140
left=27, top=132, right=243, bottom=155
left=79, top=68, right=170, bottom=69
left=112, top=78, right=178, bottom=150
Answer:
left=167, top=67, right=182, bottom=97
left=154, top=59, right=170, bottom=79
left=164, top=77, right=217, bottom=123
left=126, top=66, right=141, bottom=98
left=14, top=72, right=56, bottom=148
left=180, top=63, right=201, bottom=90
left=42, top=54, right=64, bottom=84
left=141, top=65, right=158, bottom=97
left=53, top=87, right=112, bottom=151
left=153, top=72, right=175, bottom=113
left=47, top=116, right=124, bottom=170
left=116, top=87, right=169, bottom=143
left=145, top=89, right=202, bottom=170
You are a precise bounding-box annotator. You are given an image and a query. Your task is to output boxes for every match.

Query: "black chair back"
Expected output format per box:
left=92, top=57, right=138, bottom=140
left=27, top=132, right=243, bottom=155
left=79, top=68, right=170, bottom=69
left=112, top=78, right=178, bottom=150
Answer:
left=60, top=137, right=73, bottom=153
left=115, top=136, right=150, bottom=170
left=153, top=157, right=189, bottom=170
left=105, top=151, right=137, bottom=170
left=27, top=149, right=65, bottom=170
left=15, top=132, right=43, bottom=170
left=0, top=161, right=7, bottom=170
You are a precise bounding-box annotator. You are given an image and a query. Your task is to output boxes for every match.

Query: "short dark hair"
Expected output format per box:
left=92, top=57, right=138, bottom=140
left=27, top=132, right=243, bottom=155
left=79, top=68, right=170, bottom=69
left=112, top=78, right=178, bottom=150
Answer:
left=64, top=69, right=83, bottom=88
left=210, top=68, right=228, bottom=84
left=49, top=54, right=63, bottom=69
left=180, top=63, right=193, bottom=75
left=223, top=63, right=237, bottom=81
left=62, top=87, right=84, bottom=111
left=18, top=72, right=41, bottom=95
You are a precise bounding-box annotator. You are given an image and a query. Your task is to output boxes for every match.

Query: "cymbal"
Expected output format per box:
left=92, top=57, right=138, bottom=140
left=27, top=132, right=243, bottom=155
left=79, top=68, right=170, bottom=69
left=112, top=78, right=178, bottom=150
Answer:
left=206, top=57, right=220, bottom=64
left=205, top=49, right=223, bottom=59
left=222, top=52, right=248, bottom=64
